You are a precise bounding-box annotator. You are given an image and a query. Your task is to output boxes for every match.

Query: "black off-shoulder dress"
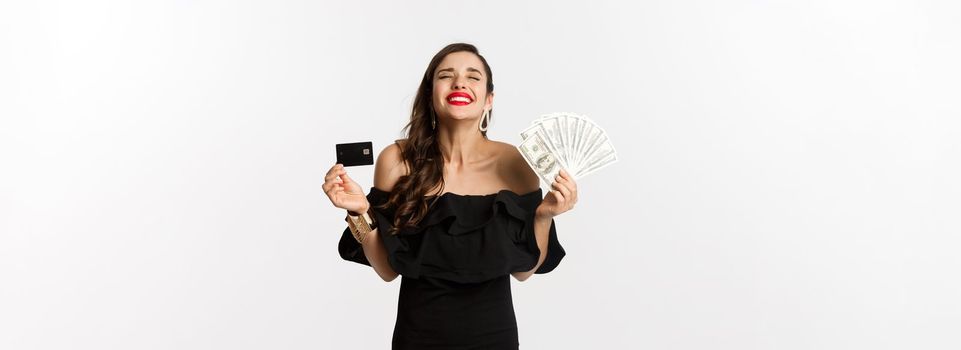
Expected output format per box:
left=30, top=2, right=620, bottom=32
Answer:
left=338, top=187, right=565, bottom=350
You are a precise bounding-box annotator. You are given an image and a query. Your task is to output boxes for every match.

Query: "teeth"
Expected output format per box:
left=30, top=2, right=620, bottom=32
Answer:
left=449, top=96, right=471, bottom=103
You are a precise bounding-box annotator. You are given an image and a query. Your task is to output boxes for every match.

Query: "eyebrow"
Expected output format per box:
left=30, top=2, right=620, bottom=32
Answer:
left=436, top=67, right=484, bottom=76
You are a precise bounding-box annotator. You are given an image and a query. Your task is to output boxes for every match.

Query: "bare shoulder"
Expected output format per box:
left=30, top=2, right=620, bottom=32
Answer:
left=373, top=139, right=409, bottom=192
left=492, top=140, right=540, bottom=194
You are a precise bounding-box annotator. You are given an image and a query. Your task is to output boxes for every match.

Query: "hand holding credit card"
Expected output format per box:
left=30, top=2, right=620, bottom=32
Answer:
left=336, top=142, right=375, bottom=167
left=324, top=142, right=372, bottom=215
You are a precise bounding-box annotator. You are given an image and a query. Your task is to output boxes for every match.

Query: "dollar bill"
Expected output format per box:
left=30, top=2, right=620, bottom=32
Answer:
left=519, top=112, right=616, bottom=182
left=535, top=116, right=571, bottom=170
left=571, top=115, right=589, bottom=170
left=520, top=123, right=539, bottom=140
left=575, top=144, right=617, bottom=179
left=517, top=130, right=564, bottom=186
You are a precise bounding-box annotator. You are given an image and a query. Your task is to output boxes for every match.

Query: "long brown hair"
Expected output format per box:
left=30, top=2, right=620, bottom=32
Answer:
left=383, top=43, right=495, bottom=235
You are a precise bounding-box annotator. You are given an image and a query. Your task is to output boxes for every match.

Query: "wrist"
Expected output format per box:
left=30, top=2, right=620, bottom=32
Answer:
left=348, top=203, right=370, bottom=217
left=534, top=207, right=553, bottom=222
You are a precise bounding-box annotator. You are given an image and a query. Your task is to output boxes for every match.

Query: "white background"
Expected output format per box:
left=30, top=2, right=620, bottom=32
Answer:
left=2, top=1, right=959, bottom=349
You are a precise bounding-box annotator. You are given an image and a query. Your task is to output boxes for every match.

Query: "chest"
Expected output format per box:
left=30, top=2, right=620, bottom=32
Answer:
left=437, top=160, right=513, bottom=195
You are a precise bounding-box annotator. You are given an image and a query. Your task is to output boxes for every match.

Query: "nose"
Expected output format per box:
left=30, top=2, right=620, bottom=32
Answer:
left=452, top=76, right=469, bottom=89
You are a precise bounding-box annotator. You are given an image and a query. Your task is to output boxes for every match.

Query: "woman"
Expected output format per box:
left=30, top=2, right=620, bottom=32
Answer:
left=322, top=43, right=577, bottom=349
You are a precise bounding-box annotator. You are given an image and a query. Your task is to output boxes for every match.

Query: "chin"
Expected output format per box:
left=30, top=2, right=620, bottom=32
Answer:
left=443, top=111, right=478, bottom=121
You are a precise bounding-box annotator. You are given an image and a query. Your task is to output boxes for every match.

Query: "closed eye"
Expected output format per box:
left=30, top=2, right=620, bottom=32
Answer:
left=437, top=75, right=480, bottom=81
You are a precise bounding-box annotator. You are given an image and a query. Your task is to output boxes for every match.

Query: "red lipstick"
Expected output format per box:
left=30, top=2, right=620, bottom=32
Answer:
left=446, top=92, right=473, bottom=106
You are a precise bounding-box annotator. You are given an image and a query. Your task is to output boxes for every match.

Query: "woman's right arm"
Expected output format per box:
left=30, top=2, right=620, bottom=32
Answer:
left=323, top=142, right=407, bottom=282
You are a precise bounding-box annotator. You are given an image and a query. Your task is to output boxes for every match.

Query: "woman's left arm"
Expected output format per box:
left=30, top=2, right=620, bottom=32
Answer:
left=512, top=169, right=577, bottom=281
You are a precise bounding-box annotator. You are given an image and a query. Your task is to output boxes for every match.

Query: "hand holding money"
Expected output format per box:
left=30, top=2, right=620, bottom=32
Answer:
left=535, top=168, right=578, bottom=219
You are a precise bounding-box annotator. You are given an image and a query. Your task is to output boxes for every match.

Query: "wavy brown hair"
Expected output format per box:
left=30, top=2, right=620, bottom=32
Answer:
left=382, top=43, right=495, bottom=235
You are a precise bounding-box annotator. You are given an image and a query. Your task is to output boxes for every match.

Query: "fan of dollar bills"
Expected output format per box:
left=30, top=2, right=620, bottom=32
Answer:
left=517, top=112, right=618, bottom=185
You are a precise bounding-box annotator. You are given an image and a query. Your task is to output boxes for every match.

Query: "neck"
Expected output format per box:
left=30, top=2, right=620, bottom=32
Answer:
left=435, top=119, right=488, bottom=168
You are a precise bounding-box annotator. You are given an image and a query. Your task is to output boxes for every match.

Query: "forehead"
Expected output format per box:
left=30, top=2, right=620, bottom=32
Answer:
left=435, top=52, right=484, bottom=73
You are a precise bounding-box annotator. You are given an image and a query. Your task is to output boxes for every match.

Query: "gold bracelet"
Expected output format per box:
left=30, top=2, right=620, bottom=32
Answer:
left=346, top=210, right=377, bottom=243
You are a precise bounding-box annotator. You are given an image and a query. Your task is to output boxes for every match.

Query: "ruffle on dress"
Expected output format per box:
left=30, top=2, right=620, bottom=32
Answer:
left=338, top=187, right=565, bottom=283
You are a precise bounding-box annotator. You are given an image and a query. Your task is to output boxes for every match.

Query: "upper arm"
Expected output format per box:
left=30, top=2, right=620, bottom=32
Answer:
left=373, top=141, right=408, bottom=192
